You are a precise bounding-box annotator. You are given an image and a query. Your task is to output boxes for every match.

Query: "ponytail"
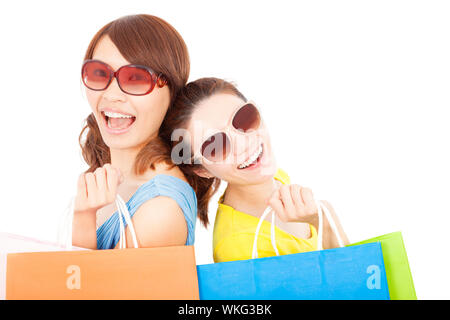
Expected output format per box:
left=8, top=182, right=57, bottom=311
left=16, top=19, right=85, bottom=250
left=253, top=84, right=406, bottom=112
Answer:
left=179, top=164, right=221, bottom=227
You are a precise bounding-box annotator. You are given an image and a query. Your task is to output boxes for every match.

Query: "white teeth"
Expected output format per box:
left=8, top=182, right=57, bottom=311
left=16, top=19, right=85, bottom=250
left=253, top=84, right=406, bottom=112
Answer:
left=238, top=145, right=263, bottom=169
left=103, top=111, right=134, bottom=119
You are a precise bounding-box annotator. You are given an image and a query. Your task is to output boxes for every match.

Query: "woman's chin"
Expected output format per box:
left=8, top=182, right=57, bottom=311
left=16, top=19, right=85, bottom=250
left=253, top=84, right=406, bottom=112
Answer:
left=101, top=136, right=138, bottom=152
left=260, top=162, right=277, bottom=177
left=255, top=162, right=277, bottom=181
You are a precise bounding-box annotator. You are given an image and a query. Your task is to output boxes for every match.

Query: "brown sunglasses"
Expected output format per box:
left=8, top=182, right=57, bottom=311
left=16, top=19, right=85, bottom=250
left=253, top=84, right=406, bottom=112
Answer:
left=81, top=59, right=167, bottom=96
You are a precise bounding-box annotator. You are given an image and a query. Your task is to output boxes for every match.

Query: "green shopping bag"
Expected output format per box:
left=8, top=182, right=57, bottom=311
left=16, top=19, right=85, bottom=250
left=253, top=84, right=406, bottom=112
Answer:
left=348, top=232, right=416, bottom=300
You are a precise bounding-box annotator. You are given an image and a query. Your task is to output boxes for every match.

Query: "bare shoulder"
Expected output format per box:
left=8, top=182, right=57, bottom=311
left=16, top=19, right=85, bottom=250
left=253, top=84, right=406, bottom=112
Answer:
left=129, top=195, right=188, bottom=247
left=136, top=195, right=184, bottom=217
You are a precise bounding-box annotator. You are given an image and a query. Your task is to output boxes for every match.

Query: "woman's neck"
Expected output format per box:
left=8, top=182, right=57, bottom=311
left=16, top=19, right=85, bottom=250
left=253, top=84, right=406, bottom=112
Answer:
left=223, top=176, right=279, bottom=218
left=109, top=146, right=142, bottom=181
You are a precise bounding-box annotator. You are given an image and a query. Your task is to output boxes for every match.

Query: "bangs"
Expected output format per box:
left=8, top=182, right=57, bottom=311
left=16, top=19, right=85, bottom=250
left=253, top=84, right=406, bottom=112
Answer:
left=83, top=14, right=190, bottom=98
left=107, top=16, right=164, bottom=73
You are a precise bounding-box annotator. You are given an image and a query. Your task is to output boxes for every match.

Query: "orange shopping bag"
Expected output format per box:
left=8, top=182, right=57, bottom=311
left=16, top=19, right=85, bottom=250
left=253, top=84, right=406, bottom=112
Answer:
left=6, top=245, right=199, bottom=300
left=3, top=195, right=199, bottom=300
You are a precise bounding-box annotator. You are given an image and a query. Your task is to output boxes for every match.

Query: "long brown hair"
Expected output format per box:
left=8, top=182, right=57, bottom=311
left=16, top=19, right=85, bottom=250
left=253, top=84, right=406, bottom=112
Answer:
left=160, top=78, right=247, bottom=227
left=79, top=14, right=190, bottom=174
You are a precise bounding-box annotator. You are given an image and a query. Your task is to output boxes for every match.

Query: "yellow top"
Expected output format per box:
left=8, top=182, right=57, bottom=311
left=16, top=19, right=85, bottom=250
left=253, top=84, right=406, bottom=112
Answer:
left=213, top=168, right=318, bottom=263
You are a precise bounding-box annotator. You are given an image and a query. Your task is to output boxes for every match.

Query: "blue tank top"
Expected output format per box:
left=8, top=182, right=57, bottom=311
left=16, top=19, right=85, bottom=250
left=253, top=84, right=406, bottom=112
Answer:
left=96, top=174, right=197, bottom=249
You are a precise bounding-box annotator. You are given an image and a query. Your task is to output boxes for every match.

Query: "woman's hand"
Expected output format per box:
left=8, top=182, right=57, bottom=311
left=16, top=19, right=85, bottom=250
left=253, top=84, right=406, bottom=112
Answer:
left=74, top=164, right=123, bottom=215
left=267, top=184, right=319, bottom=225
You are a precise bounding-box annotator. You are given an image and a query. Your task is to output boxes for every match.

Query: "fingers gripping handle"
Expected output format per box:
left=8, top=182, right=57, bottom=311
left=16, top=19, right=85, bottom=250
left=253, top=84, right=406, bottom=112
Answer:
left=59, top=195, right=139, bottom=250
left=251, top=200, right=345, bottom=259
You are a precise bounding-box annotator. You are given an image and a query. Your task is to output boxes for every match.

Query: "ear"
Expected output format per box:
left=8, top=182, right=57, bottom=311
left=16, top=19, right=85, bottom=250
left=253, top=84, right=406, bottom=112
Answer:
left=193, top=166, right=214, bottom=179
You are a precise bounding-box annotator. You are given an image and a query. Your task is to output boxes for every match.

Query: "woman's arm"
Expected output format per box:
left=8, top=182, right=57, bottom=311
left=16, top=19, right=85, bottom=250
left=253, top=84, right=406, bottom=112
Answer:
left=72, top=209, right=97, bottom=249
left=115, top=196, right=188, bottom=249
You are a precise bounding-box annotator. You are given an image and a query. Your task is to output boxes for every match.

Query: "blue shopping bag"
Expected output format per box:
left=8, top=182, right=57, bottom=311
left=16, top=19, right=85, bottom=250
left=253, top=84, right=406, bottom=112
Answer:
left=197, top=201, right=390, bottom=300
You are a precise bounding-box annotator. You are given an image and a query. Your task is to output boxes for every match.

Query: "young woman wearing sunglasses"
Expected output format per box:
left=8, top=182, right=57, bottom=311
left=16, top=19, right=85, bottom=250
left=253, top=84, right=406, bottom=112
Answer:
left=72, top=14, right=197, bottom=250
left=160, top=78, right=349, bottom=262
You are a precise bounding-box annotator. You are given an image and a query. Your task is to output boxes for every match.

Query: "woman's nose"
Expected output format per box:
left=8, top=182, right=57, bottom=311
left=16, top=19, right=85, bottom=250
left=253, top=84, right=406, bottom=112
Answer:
left=232, top=131, right=261, bottom=162
left=102, top=77, right=126, bottom=102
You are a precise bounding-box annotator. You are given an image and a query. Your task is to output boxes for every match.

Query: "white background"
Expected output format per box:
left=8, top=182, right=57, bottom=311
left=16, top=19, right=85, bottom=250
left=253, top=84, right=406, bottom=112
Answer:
left=0, top=0, right=449, bottom=299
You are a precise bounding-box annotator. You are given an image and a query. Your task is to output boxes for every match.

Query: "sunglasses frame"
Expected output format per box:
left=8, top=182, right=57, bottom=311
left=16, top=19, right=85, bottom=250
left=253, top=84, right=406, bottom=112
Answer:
left=81, top=59, right=167, bottom=96
left=195, top=100, right=263, bottom=163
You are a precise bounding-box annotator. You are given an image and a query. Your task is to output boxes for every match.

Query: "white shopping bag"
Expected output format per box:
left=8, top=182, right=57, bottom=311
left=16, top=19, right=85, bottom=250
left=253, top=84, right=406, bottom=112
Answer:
left=1, top=194, right=137, bottom=300
left=0, top=232, right=87, bottom=300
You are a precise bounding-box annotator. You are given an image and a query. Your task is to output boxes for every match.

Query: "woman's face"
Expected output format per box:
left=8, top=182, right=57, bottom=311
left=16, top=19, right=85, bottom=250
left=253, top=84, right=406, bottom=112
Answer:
left=187, top=93, right=277, bottom=186
left=85, top=36, right=171, bottom=151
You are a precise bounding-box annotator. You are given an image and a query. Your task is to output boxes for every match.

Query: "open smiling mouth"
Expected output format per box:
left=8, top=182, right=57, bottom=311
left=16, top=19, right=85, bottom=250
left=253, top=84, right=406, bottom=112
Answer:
left=101, top=111, right=136, bottom=133
left=237, top=144, right=264, bottom=170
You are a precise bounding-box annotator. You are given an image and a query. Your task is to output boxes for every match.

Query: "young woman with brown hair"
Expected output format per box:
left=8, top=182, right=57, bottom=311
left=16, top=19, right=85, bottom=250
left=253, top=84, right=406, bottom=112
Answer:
left=160, top=77, right=350, bottom=262
left=72, top=14, right=196, bottom=250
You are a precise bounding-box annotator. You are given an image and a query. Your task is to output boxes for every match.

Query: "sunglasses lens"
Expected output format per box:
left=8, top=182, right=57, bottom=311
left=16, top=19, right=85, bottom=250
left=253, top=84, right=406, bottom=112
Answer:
left=201, top=132, right=231, bottom=162
left=232, top=103, right=261, bottom=132
left=117, top=66, right=153, bottom=95
left=82, top=61, right=111, bottom=90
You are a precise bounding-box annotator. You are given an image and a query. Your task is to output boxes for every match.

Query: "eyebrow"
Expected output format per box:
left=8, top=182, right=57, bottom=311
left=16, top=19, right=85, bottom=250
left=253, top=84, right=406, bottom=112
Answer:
left=197, top=102, right=250, bottom=144
left=203, top=104, right=243, bottom=134
left=90, top=58, right=131, bottom=71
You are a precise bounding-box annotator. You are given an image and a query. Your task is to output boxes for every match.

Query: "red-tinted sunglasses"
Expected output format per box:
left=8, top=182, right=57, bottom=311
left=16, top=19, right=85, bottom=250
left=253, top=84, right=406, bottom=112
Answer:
left=200, top=101, right=261, bottom=162
left=81, top=59, right=167, bottom=96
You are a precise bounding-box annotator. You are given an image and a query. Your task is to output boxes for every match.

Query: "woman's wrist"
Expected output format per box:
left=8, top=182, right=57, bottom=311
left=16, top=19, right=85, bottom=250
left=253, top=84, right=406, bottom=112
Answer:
left=73, top=208, right=97, bottom=230
left=304, top=213, right=319, bottom=231
left=74, top=207, right=97, bottom=216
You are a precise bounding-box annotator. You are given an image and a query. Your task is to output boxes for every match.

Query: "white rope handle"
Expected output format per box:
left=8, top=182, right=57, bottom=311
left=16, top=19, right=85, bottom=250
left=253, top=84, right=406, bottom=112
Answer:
left=316, top=200, right=345, bottom=250
left=250, top=199, right=345, bottom=258
left=251, top=206, right=279, bottom=259
left=57, top=197, right=75, bottom=250
left=115, top=195, right=139, bottom=249
left=117, top=201, right=126, bottom=249
left=270, top=208, right=279, bottom=256
left=58, top=195, right=139, bottom=250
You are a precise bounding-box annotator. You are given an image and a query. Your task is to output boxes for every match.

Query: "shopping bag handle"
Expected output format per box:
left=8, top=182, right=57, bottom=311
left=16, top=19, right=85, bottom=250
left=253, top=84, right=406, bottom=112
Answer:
left=115, top=195, right=139, bottom=249
left=251, top=200, right=345, bottom=259
left=251, top=206, right=279, bottom=259
left=57, top=197, right=76, bottom=250
left=316, top=200, right=345, bottom=250
left=58, top=195, right=139, bottom=250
